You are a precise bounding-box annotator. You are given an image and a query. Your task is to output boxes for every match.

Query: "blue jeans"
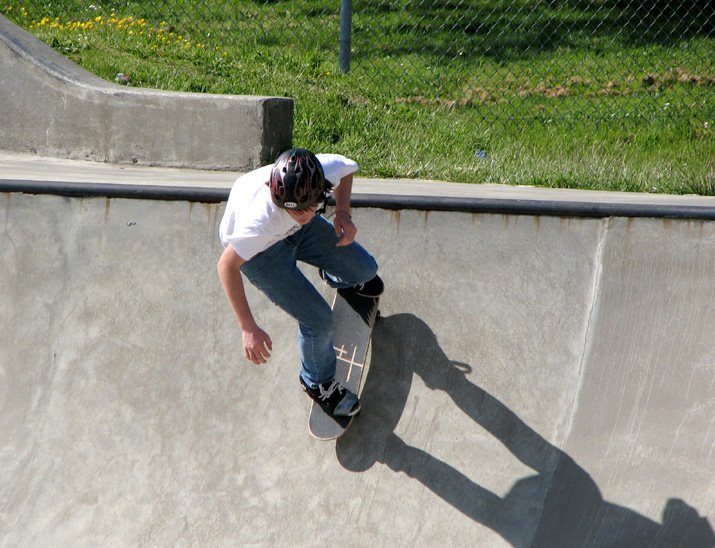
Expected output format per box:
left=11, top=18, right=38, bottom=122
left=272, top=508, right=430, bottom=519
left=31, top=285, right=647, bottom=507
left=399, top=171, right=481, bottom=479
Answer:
left=239, top=215, right=378, bottom=389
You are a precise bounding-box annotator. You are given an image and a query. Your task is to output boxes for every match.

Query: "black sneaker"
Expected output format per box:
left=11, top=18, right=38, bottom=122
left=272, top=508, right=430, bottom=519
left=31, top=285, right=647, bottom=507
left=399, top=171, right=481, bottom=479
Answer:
left=300, top=376, right=361, bottom=417
left=338, top=274, right=384, bottom=299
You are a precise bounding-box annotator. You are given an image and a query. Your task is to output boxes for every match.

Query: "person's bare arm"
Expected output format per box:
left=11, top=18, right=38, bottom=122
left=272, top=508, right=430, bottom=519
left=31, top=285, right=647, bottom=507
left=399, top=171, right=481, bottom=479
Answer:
left=332, top=173, right=357, bottom=246
left=217, top=245, right=272, bottom=364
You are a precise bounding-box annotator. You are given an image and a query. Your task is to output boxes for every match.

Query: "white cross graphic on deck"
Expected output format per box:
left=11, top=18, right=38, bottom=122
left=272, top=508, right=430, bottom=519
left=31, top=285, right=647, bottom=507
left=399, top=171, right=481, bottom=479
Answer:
left=333, top=343, right=364, bottom=383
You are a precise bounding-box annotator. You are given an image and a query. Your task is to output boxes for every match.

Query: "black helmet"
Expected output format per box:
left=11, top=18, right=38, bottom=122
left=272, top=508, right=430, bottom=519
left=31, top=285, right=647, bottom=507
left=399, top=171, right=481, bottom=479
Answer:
left=269, top=148, right=326, bottom=210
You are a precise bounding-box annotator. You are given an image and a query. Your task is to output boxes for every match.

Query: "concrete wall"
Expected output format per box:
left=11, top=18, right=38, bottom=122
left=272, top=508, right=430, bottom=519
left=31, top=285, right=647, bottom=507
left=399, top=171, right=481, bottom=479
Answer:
left=1, top=192, right=713, bottom=546
left=0, top=15, right=293, bottom=170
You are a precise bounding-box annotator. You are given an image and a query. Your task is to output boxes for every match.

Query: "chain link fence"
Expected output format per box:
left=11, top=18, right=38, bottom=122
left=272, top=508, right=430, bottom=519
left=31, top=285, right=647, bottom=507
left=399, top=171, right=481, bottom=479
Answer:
left=4, top=0, right=714, bottom=189
left=354, top=0, right=715, bottom=119
left=127, top=1, right=713, bottom=123
left=6, top=1, right=715, bottom=126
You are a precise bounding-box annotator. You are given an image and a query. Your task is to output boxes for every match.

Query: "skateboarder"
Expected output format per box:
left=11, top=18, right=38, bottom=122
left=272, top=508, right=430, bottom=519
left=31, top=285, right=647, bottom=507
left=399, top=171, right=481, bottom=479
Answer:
left=217, top=148, right=383, bottom=418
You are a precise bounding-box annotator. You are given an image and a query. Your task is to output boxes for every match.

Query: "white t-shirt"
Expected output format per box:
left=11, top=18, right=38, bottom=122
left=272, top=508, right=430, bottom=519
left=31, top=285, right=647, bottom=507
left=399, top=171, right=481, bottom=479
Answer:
left=219, top=154, right=358, bottom=261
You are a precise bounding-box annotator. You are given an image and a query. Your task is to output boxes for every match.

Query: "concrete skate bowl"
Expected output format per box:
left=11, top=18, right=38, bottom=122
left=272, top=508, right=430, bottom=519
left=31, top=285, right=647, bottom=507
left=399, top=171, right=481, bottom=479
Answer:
left=1, top=183, right=714, bottom=546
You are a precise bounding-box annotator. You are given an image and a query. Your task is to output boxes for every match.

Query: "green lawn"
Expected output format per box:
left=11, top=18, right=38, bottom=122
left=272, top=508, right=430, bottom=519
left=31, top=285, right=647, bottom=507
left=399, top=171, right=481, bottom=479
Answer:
left=3, top=1, right=714, bottom=194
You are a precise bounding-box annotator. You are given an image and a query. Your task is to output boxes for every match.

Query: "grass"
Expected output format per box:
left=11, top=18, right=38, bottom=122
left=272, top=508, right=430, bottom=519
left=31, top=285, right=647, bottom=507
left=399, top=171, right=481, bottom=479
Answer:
left=3, top=1, right=714, bottom=195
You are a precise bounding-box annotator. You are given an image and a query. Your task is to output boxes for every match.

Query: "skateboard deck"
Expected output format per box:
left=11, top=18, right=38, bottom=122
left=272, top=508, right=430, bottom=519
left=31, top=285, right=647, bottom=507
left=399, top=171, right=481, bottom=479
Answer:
left=308, top=290, right=379, bottom=440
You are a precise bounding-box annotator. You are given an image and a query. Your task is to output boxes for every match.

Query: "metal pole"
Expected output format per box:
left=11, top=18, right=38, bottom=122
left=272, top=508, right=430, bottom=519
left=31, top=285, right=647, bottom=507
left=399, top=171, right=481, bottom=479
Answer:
left=339, top=0, right=353, bottom=73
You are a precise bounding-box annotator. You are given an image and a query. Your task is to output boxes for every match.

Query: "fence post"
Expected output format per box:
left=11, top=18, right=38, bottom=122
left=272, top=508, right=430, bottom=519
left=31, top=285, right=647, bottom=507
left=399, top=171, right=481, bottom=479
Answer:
left=339, top=0, right=352, bottom=73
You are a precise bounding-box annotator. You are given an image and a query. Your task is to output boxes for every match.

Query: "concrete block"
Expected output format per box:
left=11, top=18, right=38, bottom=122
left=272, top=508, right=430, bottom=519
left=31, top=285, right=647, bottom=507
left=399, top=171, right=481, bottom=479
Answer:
left=0, top=14, right=293, bottom=170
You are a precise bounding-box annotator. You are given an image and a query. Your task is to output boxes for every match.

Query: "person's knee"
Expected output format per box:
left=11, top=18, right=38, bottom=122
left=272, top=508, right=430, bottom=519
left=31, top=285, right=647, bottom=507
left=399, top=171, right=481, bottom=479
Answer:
left=358, top=254, right=378, bottom=283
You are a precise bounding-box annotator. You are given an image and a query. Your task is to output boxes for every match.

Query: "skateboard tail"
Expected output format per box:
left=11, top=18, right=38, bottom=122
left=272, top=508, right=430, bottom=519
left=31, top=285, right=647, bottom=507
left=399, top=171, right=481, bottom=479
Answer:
left=308, top=292, right=380, bottom=440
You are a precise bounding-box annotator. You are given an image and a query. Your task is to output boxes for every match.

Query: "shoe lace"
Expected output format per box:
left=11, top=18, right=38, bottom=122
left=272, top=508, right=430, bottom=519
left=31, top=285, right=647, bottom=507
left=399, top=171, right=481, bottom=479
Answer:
left=318, top=380, right=344, bottom=401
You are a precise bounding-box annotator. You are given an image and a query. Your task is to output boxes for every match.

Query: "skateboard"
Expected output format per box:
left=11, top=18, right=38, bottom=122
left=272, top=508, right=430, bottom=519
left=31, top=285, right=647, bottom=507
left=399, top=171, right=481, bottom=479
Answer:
left=308, top=290, right=380, bottom=440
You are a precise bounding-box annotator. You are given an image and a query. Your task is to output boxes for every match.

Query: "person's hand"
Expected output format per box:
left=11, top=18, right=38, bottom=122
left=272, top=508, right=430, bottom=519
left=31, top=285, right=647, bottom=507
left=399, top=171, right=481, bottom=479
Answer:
left=242, top=324, right=273, bottom=364
left=334, top=211, right=356, bottom=246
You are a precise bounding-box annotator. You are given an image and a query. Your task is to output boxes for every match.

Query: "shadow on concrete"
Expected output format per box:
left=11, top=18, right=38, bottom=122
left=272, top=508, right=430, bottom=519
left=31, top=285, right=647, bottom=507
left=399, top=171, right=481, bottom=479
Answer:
left=337, top=313, right=714, bottom=547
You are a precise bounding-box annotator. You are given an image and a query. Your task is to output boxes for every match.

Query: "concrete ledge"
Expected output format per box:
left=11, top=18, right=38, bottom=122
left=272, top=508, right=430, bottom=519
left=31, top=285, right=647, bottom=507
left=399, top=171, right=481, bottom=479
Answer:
left=0, top=14, right=293, bottom=170
left=3, top=178, right=715, bottom=220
